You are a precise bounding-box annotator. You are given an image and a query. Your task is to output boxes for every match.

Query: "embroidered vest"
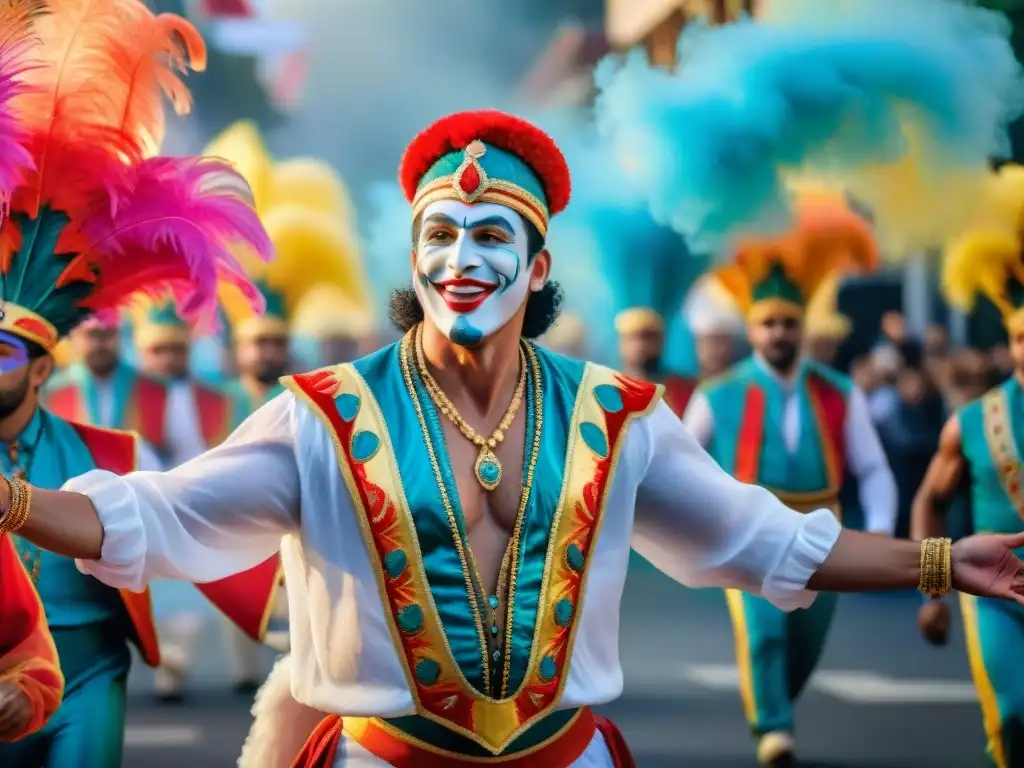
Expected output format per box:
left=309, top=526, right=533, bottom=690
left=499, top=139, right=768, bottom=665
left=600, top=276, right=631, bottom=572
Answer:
left=283, top=338, right=661, bottom=756
left=702, top=358, right=848, bottom=512
left=960, top=377, right=1024, bottom=536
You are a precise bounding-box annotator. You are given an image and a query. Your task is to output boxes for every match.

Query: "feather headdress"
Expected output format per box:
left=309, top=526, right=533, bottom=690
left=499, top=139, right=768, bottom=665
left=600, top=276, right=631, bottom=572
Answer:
left=594, top=0, right=1024, bottom=253
left=291, top=284, right=373, bottom=341
left=714, top=192, right=879, bottom=321
left=0, top=0, right=270, bottom=352
left=204, top=121, right=367, bottom=341
left=942, top=164, right=1024, bottom=332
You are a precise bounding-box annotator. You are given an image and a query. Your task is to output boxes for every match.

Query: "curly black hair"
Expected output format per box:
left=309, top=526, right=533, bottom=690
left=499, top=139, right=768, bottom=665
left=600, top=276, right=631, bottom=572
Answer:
left=387, top=281, right=564, bottom=340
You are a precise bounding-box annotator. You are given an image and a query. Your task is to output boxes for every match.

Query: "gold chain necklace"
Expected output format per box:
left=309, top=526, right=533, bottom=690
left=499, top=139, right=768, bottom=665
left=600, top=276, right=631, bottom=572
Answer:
left=414, top=324, right=526, bottom=491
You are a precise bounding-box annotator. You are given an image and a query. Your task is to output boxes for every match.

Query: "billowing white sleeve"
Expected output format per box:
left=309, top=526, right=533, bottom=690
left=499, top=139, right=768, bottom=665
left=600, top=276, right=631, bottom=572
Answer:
left=70, top=393, right=301, bottom=590
left=632, top=401, right=841, bottom=611
left=680, top=390, right=713, bottom=448
left=844, top=386, right=899, bottom=535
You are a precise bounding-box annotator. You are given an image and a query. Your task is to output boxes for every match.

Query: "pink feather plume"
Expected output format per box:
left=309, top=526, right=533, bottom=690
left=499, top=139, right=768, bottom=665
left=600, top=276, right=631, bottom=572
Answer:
left=71, top=156, right=272, bottom=329
left=0, top=2, right=40, bottom=218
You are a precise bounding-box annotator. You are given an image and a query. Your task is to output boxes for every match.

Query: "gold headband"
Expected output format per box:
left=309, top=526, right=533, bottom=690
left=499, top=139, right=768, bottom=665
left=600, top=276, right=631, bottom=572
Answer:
left=134, top=325, right=192, bottom=350
left=746, top=298, right=805, bottom=325
left=0, top=303, right=60, bottom=351
left=614, top=308, right=665, bottom=335
left=411, top=141, right=549, bottom=237
left=234, top=315, right=290, bottom=343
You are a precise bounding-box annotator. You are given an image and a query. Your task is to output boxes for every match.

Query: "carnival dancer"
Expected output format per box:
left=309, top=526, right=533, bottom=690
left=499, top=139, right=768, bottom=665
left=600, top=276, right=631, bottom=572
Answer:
left=681, top=194, right=898, bottom=766
left=0, top=535, right=62, bottom=742
left=803, top=274, right=853, bottom=368
left=912, top=163, right=1024, bottom=768
left=602, top=211, right=701, bottom=417
left=133, top=299, right=253, bottom=702
left=0, top=1, right=279, bottom=764
left=292, top=284, right=375, bottom=370
left=0, top=108, right=1020, bottom=768
left=44, top=317, right=171, bottom=462
left=684, top=275, right=745, bottom=380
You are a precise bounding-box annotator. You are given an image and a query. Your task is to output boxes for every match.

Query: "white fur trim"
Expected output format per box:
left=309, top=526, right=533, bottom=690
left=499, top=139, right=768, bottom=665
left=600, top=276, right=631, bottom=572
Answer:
left=238, top=654, right=327, bottom=768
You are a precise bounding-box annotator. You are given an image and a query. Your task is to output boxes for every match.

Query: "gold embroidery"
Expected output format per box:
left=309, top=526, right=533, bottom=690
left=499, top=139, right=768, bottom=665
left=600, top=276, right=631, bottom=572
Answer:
left=982, top=389, right=1024, bottom=520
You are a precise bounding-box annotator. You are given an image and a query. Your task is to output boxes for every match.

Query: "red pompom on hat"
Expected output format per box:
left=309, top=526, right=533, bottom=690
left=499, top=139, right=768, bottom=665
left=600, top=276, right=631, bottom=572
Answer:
left=399, top=110, right=572, bottom=225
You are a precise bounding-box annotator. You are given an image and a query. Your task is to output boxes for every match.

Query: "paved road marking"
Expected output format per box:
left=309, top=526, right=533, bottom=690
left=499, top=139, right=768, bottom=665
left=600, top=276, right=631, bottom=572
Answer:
left=682, top=664, right=977, bottom=704
left=125, top=725, right=203, bottom=747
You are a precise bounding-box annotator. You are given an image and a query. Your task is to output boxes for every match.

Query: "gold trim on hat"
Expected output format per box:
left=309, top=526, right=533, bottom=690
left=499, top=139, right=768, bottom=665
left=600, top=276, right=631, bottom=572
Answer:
left=0, top=303, right=60, bottom=351
left=614, top=307, right=664, bottom=335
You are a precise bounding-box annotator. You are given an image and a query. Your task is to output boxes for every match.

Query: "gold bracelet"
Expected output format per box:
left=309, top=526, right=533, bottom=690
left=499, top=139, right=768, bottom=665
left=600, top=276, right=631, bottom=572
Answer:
left=0, top=475, right=30, bottom=534
left=918, top=538, right=953, bottom=597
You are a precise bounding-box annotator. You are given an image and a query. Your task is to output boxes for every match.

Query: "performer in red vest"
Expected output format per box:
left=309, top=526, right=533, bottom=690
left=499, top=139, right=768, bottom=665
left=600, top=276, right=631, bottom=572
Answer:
left=0, top=1, right=278, bottom=764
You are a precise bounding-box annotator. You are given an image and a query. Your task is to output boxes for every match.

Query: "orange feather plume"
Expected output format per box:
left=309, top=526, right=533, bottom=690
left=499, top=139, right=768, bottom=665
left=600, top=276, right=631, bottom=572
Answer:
left=12, top=0, right=206, bottom=219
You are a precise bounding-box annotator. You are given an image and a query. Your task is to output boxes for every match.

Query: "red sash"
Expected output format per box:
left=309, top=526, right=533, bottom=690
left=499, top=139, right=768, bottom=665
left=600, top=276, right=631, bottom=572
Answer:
left=69, top=422, right=282, bottom=664
left=291, top=709, right=636, bottom=768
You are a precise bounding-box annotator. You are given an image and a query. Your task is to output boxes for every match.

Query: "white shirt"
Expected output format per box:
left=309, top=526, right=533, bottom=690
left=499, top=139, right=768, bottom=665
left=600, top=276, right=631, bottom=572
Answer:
left=682, top=358, right=898, bottom=535
left=67, top=390, right=840, bottom=763
left=163, top=381, right=210, bottom=469
left=90, top=377, right=166, bottom=471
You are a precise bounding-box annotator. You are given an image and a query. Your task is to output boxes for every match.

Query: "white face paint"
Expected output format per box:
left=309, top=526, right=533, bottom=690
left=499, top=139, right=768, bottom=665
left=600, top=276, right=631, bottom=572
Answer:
left=413, top=199, right=536, bottom=347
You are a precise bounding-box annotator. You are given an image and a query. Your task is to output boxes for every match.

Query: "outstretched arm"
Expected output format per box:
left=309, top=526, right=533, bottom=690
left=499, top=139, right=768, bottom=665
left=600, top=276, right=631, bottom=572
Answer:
left=0, top=536, right=63, bottom=741
left=910, top=416, right=965, bottom=542
left=844, top=386, right=898, bottom=535
left=4, top=394, right=302, bottom=590
left=633, top=403, right=1024, bottom=610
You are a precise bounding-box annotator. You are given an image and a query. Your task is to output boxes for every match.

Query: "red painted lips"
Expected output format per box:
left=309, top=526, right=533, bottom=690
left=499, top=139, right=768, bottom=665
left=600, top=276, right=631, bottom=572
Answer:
left=434, top=277, right=497, bottom=313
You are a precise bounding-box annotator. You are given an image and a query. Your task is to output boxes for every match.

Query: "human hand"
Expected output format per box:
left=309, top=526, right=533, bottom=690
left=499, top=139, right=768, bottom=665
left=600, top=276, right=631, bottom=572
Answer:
left=917, top=600, right=950, bottom=646
left=951, top=532, right=1024, bottom=604
left=0, top=681, right=32, bottom=741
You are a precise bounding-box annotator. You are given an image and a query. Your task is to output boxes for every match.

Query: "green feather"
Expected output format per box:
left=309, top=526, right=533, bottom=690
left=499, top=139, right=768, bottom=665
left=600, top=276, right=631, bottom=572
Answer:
left=1, top=210, right=92, bottom=338
left=752, top=263, right=805, bottom=305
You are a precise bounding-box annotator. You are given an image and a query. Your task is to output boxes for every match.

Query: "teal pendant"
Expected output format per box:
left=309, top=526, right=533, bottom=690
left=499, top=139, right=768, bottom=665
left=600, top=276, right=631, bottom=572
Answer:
left=474, top=447, right=502, bottom=491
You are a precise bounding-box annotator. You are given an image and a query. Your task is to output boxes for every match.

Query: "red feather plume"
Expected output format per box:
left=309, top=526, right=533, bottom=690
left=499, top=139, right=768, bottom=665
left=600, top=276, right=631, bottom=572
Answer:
left=398, top=110, right=572, bottom=216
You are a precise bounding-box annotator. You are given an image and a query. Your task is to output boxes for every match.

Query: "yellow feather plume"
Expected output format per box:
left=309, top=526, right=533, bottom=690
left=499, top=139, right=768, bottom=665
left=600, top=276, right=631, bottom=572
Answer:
left=202, top=120, right=274, bottom=214
left=941, top=164, right=1024, bottom=318
left=291, top=284, right=373, bottom=340
left=804, top=272, right=852, bottom=339
left=269, top=158, right=354, bottom=226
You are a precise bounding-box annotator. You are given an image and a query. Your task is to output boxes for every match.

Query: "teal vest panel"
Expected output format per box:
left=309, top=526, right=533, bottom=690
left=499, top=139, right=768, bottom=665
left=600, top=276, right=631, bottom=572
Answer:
left=69, top=362, right=140, bottom=429
left=11, top=410, right=125, bottom=628
left=703, top=358, right=848, bottom=494
left=351, top=341, right=584, bottom=699
left=960, top=378, right=1024, bottom=535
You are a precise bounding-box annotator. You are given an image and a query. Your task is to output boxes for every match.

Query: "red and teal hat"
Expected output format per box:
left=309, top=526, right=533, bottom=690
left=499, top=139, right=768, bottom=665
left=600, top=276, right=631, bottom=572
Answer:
left=399, top=111, right=572, bottom=238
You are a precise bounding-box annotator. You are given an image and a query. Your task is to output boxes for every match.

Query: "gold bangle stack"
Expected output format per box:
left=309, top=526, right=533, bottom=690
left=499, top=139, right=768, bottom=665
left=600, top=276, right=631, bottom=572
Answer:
left=0, top=473, right=31, bottom=534
left=918, top=537, right=953, bottom=597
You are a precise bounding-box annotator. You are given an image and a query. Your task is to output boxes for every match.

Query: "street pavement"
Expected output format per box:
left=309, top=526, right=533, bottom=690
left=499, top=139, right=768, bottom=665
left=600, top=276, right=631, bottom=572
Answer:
left=122, top=560, right=986, bottom=767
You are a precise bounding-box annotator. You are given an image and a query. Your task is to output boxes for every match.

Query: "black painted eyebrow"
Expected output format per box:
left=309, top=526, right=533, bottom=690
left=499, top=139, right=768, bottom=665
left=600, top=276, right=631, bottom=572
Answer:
left=467, top=215, right=516, bottom=236
left=422, top=213, right=459, bottom=228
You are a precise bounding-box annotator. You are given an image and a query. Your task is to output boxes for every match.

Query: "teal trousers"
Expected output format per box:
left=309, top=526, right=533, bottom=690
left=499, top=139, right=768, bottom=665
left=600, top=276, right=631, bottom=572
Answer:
left=961, top=593, right=1024, bottom=768
left=725, top=589, right=838, bottom=736
left=0, top=620, right=131, bottom=767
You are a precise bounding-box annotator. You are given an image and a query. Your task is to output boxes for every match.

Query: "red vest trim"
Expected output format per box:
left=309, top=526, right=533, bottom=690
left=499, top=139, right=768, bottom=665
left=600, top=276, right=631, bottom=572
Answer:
left=123, top=375, right=169, bottom=451
left=662, top=375, right=696, bottom=417
left=43, top=384, right=85, bottom=424
left=192, top=382, right=232, bottom=447
left=69, top=422, right=162, bottom=668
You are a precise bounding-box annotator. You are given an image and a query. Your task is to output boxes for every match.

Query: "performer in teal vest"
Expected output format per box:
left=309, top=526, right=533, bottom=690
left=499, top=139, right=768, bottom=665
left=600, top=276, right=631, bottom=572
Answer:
left=683, top=192, right=898, bottom=767
left=913, top=163, right=1024, bottom=768
left=0, top=1, right=274, bottom=763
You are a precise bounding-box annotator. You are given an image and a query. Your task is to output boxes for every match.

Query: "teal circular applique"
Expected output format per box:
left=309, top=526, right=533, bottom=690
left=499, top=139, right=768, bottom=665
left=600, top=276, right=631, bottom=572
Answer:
left=415, top=658, right=440, bottom=685
left=383, top=550, right=407, bottom=579
left=350, top=430, right=380, bottom=463
left=539, top=655, right=557, bottom=681
left=593, top=384, right=624, bottom=413
left=478, top=459, right=500, bottom=484
left=579, top=422, right=608, bottom=458
left=554, top=598, right=573, bottom=627
left=397, top=604, right=424, bottom=634
left=336, top=393, right=360, bottom=422
left=566, top=543, right=585, bottom=572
